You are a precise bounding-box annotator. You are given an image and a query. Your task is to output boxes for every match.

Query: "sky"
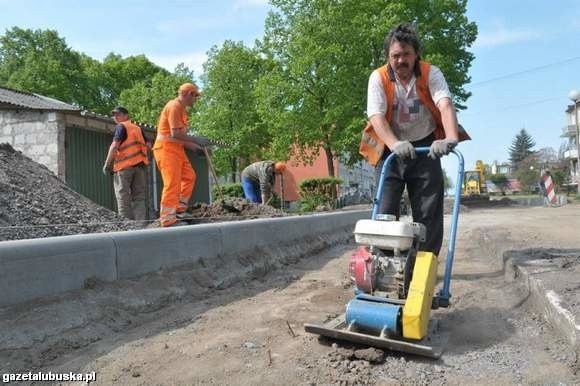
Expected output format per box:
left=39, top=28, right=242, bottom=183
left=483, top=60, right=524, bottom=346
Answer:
left=0, top=0, right=579, bottom=185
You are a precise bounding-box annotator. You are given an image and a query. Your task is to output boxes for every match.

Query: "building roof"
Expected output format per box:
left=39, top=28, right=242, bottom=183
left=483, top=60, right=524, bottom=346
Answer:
left=0, top=86, right=80, bottom=111
left=79, top=110, right=157, bottom=133
left=0, top=86, right=218, bottom=141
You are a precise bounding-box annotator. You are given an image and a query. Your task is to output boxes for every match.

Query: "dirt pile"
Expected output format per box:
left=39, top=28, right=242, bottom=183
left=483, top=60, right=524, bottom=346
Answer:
left=189, top=197, right=283, bottom=219
left=0, top=143, right=138, bottom=241
left=461, top=196, right=517, bottom=208
left=443, top=199, right=469, bottom=214
left=444, top=196, right=520, bottom=214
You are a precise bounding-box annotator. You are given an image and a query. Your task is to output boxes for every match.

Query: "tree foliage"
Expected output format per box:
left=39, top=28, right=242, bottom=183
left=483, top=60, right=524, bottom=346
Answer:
left=298, top=177, right=343, bottom=211
left=550, top=164, right=570, bottom=193
left=118, top=65, right=194, bottom=125
left=535, top=147, right=558, bottom=165
left=509, top=128, right=536, bottom=166
left=1, top=3, right=479, bottom=183
left=0, top=27, right=86, bottom=106
left=489, top=173, right=508, bottom=194
left=79, top=53, right=114, bottom=112
left=97, top=53, right=167, bottom=113
left=256, top=0, right=476, bottom=177
left=514, top=154, right=540, bottom=194
left=192, top=41, right=269, bottom=180
left=489, top=173, right=508, bottom=185
left=0, top=27, right=174, bottom=114
left=442, top=168, right=454, bottom=192
left=513, top=146, right=568, bottom=194
left=212, top=183, right=244, bottom=199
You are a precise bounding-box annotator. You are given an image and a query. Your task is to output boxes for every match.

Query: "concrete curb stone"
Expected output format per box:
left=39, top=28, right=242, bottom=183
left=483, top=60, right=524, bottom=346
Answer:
left=477, top=229, right=580, bottom=353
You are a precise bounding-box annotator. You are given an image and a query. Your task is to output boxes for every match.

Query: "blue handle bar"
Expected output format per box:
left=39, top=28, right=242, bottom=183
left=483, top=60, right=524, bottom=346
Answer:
left=371, top=147, right=465, bottom=304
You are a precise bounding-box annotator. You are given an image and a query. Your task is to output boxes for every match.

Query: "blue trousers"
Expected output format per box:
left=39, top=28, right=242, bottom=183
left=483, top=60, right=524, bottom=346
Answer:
left=242, top=177, right=261, bottom=203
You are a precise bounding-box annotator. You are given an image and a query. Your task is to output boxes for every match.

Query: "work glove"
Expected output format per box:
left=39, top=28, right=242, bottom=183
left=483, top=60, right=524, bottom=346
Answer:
left=102, top=164, right=113, bottom=175
left=391, top=140, right=416, bottom=159
left=428, top=139, right=458, bottom=159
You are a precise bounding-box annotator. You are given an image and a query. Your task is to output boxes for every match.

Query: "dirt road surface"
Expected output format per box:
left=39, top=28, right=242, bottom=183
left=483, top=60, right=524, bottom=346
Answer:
left=1, top=205, right=579, bottom=385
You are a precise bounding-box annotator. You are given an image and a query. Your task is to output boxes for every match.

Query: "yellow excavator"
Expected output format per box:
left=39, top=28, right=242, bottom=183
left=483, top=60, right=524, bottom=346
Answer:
left=462, top=160, right=487, bottom=196
left=461, top=160, right=491, bottom=207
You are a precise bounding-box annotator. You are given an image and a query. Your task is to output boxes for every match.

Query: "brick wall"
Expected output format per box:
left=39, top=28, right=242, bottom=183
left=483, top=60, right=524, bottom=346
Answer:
left=0, top=110, right=63, bottom=176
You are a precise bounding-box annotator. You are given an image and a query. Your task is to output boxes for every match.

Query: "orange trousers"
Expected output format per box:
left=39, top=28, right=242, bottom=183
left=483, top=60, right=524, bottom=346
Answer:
left=153, top=143, right=196, bottom=226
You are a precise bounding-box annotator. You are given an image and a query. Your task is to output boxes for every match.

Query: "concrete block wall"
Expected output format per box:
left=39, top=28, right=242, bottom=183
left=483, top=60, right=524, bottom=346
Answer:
left=0, top=110, right=61, bottom=175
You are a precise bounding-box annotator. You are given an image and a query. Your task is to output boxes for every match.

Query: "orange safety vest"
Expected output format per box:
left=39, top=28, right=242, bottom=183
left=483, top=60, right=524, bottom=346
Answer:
left=113, top=121, right=149, bottom=172
left=359, top=61, right=470, bottom=166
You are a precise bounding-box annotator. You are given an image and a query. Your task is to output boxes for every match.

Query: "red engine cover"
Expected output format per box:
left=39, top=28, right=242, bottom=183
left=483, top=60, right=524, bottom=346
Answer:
left=348, top=246, right=375, bottom=293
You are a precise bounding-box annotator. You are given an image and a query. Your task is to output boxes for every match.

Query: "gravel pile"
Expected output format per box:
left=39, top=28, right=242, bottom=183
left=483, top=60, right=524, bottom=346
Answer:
left=461, top=196, right=516, bottom=209
left=0, top=143, right=138, bottom=241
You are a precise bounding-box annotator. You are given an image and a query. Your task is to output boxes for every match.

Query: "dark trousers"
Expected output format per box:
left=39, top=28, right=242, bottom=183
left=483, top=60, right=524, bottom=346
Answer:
left=374, top=134, right=444, bottom=255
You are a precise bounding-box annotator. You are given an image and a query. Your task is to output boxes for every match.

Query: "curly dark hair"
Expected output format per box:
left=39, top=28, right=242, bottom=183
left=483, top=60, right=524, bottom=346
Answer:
left=384, top=23, right=422, bottom=59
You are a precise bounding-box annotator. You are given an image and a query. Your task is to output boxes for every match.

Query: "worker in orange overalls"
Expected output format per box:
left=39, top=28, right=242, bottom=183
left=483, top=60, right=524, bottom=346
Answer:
left=153, top=83, right=210, bottom=227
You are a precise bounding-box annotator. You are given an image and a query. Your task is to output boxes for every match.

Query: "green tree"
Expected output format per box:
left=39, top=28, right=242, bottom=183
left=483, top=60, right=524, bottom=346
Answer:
left=193, top=41, right=269, bottom=180
left=489, top=173, right=508, bottom=193
left=0, top=27, right=86, bottom=106
left=118, top=64, right=194, bottom=125
left=514, top=154, right=540, bottom=193
left=81, top=53, right=169, bottom=114
left=101, top=54, right=166, bottom=104
left=80, top=53, right=168, bottom=114
left=79, top=53, right=114, bottom=113
left=509, top=128, right=536, bottom=167
left=0, top=27, right=171, bottom=114
left=256, top=0, right=476, bottom=176
left=550, top=164, right=570, bottom=193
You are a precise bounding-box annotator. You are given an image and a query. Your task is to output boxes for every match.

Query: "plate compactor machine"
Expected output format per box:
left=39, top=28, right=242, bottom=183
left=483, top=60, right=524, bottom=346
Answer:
left=305, top=148, right=464, bottom=358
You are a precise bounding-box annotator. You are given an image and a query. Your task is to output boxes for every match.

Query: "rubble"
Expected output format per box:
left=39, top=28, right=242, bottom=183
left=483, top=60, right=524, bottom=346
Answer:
left=0, top=143, right=285, bottom=240
left=0, top=143, right=138, bottom=241
left=189, top=197, right=283, bottom=219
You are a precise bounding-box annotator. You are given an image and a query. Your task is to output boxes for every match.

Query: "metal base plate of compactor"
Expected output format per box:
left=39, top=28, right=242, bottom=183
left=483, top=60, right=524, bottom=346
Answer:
left=304, top=314, right=449, bottom=359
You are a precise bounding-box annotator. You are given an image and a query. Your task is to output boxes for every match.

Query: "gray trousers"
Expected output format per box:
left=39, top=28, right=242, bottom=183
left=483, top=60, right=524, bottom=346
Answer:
left=113, top=164, right=147, bottom=221
left=374, top=134, right=444, bottom=255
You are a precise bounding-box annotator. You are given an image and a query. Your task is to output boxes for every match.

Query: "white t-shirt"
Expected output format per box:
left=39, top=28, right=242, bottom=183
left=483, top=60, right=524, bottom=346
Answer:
left=366, top=64, right=452, bottom=142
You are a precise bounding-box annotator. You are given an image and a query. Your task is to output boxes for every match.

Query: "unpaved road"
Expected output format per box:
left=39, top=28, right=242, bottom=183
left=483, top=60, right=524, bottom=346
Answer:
left=1, top=205, right=580, bottom=385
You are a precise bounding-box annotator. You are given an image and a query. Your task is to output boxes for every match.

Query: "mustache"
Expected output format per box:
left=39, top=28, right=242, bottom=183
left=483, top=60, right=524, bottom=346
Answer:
left=396, top=63, right=409, bottom=69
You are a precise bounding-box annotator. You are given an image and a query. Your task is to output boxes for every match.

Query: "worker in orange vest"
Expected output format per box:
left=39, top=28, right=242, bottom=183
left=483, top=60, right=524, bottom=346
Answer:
left=103, top=106, right=150, bottom=222
left=153, top=83, right=210, bottom=227
left=363, top=23, right=470, bottom=255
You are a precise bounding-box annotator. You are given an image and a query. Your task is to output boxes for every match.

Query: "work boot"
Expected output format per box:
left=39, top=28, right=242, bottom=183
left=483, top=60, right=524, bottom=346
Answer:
left=177, top=201, right=189, bottom=214
left=160, top=219, right=188, bottom=228
left=176, top=211, right=194, bottom=220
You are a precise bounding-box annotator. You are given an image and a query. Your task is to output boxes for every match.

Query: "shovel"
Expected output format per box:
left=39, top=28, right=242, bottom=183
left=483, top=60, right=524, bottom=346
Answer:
left=201, top=146, right=240, bottom=213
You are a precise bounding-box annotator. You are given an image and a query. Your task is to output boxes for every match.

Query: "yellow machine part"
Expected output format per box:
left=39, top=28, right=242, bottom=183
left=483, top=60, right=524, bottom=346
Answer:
left=402, top=251, right=438, bottom=340
left=462, top=160, right=488, bottom=196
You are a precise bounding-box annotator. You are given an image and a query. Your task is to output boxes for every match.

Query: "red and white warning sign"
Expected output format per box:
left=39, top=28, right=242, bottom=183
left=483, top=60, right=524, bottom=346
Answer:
left=541, top=172, right=557, bottom=204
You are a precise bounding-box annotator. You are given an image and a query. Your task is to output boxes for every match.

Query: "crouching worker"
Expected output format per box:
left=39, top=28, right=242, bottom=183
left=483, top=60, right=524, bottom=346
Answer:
left=241, top=161, right=286, bottom=204
left=103, top=106, right=150, bottom=222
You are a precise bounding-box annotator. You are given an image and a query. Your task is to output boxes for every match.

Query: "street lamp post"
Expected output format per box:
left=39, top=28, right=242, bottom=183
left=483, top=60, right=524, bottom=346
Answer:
left=569, top=90, right=580, bottom=193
